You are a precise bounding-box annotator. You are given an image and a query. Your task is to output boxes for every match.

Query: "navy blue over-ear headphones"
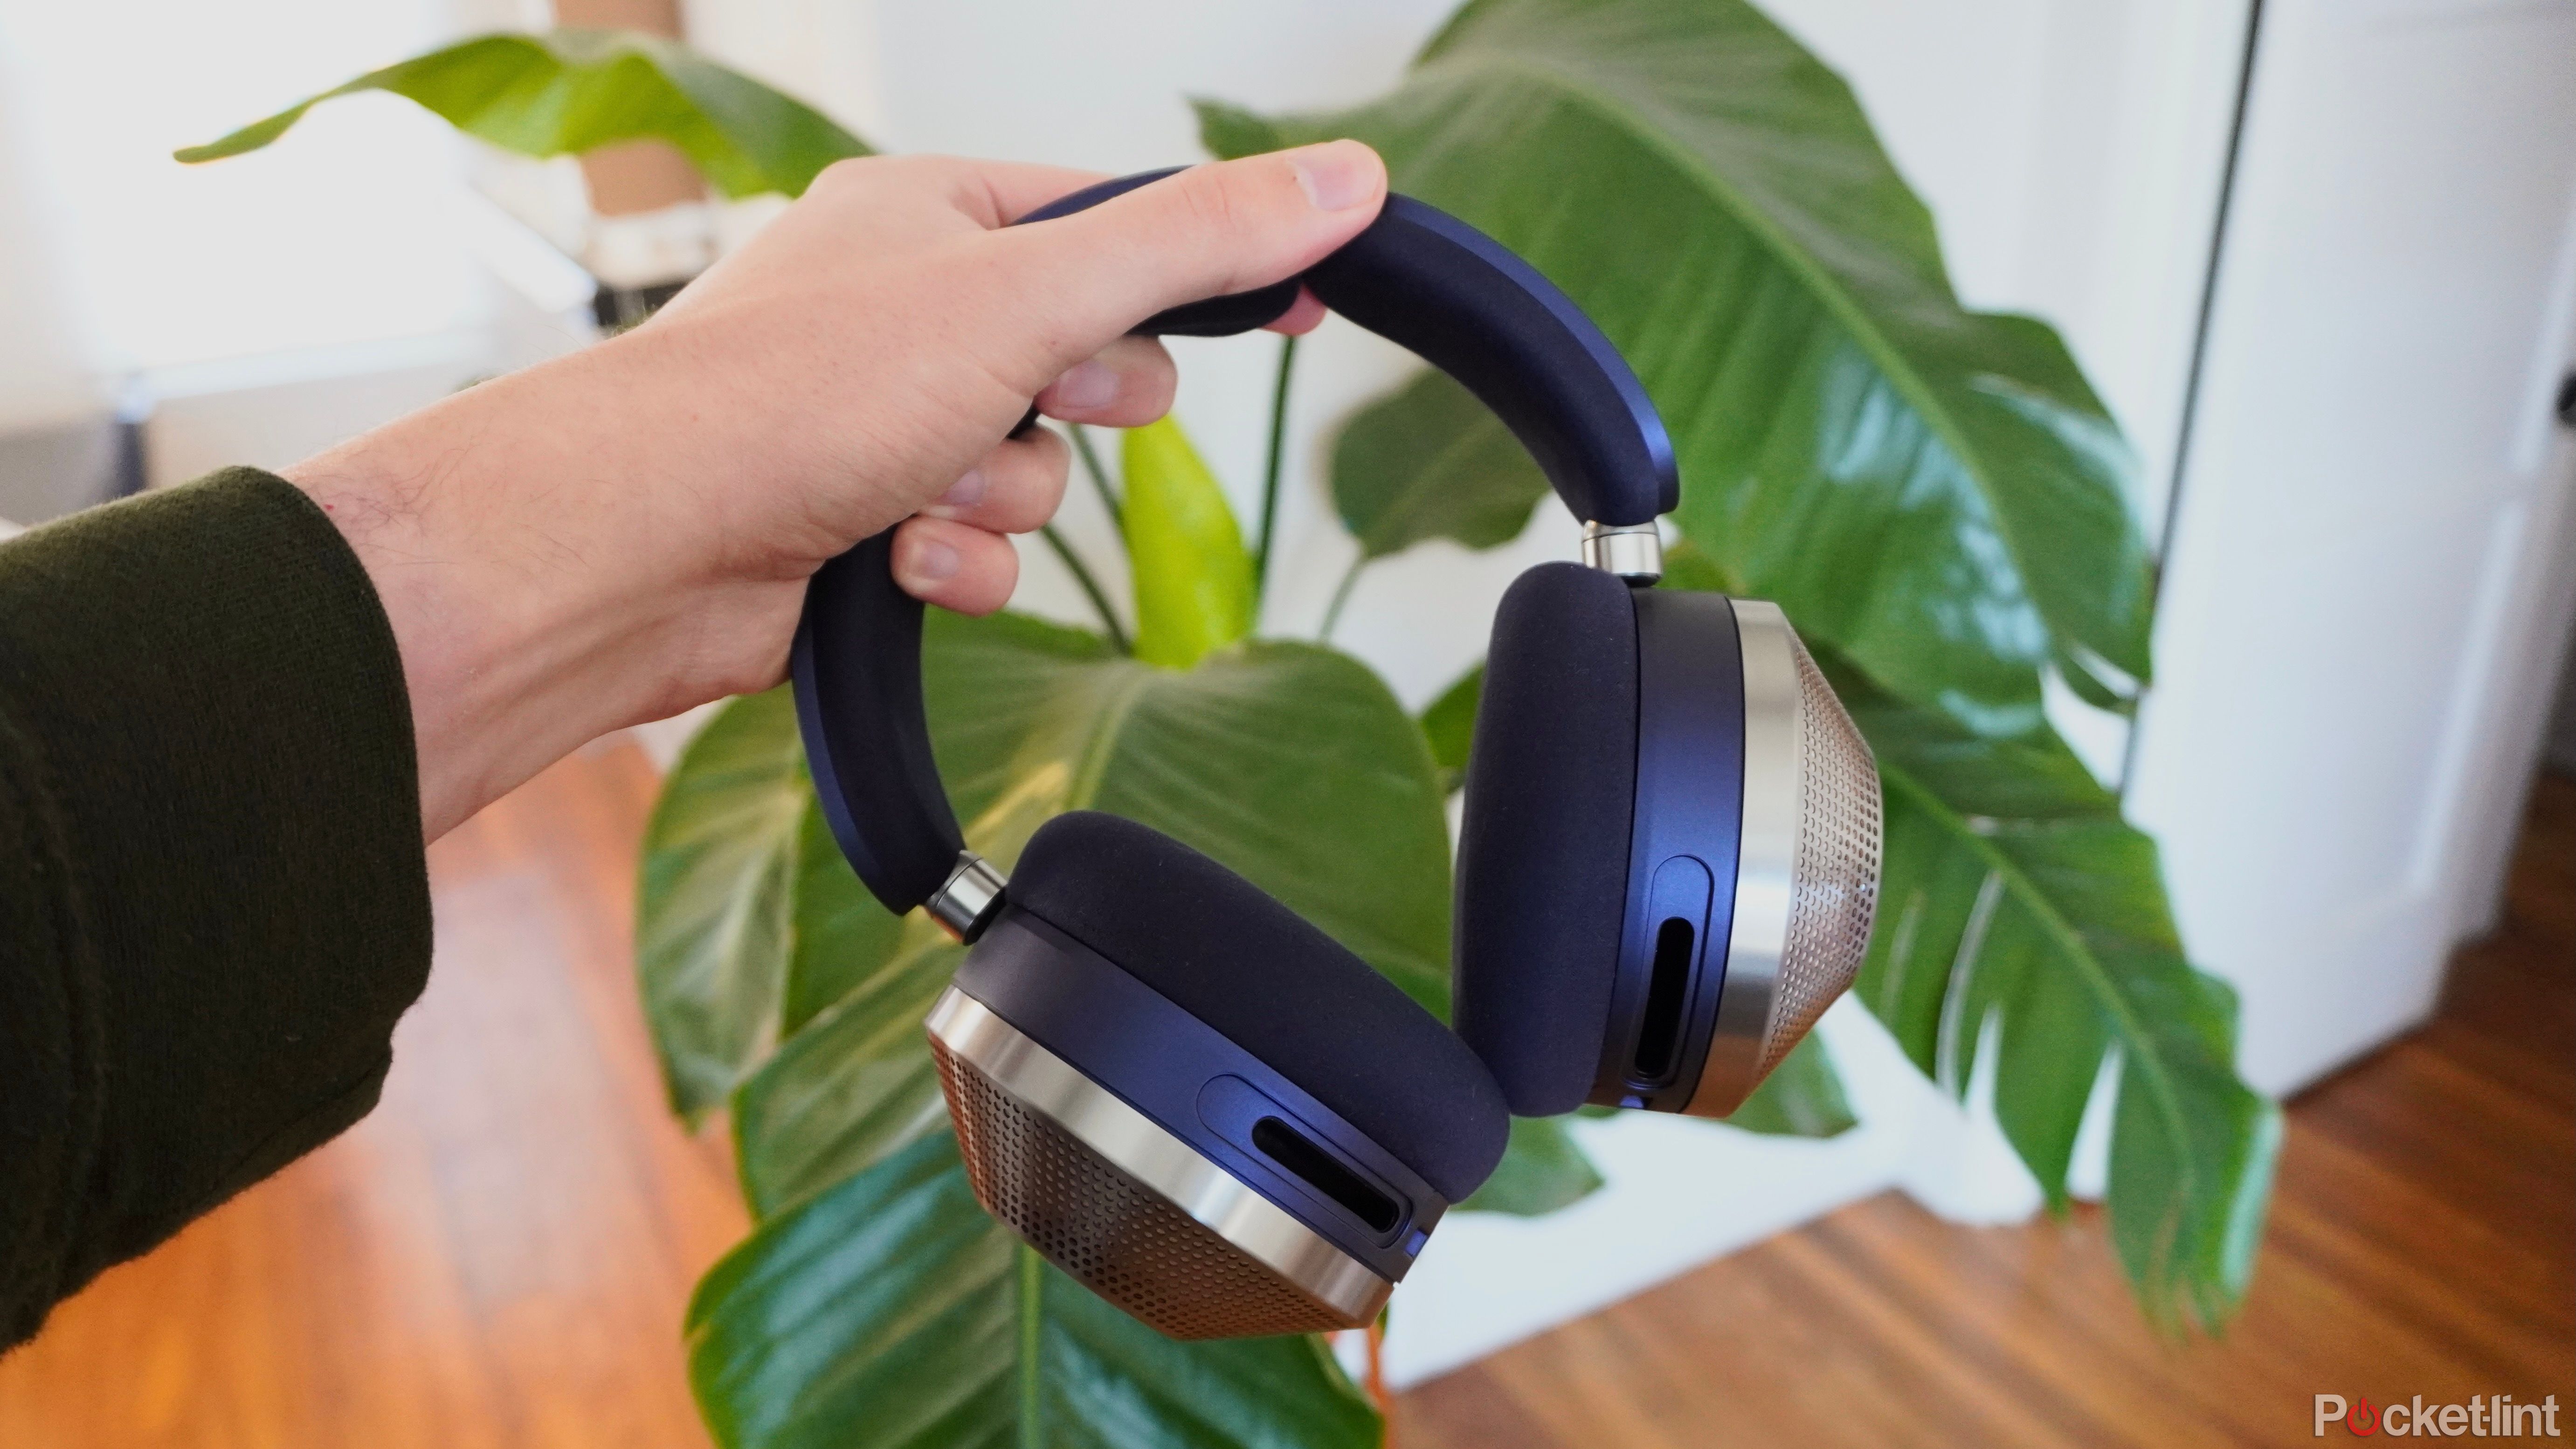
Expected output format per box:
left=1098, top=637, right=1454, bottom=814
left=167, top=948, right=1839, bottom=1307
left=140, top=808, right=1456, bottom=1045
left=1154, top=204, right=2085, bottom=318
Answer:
left=792, top=168, right=1884, bottom=1340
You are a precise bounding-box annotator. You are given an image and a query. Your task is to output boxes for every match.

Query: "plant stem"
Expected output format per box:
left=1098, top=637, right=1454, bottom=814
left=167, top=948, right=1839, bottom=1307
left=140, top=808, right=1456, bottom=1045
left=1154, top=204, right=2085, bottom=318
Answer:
left=1366, top=1314, right=1395, bottom=1448
left=1069, top=423, right=1121, bottom=530
left=1017, top=1245, right=1043, bottom=1449
left=1254, top=332, right=1298, bottom=600
left=1319, top=553, right=1366, bottom=643
left=1040, top=523, right=1131, bottom=654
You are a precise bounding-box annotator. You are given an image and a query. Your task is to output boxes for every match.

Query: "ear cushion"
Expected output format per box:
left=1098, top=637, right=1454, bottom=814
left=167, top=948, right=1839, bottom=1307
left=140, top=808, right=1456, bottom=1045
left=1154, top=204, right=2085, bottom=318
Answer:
left=1010, top=810, right=1508, bottom=1203
left=1455, top=562, right=1639, bottom=1116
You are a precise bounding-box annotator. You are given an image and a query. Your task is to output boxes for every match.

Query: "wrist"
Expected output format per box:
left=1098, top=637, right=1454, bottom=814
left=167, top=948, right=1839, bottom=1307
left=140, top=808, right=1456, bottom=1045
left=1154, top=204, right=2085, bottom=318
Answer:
left=285, top=341, right=795, bottom=837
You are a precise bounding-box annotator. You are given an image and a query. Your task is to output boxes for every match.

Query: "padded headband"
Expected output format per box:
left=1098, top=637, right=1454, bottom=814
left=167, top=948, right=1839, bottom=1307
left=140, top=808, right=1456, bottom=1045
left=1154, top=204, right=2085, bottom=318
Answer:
left=797, top=167, right=1678, bottom=917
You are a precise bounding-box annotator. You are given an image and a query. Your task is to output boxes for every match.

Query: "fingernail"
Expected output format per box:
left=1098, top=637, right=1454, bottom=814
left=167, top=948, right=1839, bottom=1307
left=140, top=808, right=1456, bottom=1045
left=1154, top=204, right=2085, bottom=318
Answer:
left=929, top=469, right=988, bottom=516
left=904, top=538, right=961, bottom=585
left=1051, top=359, right=1118, bottom=411
left=1288, top=140, right=1377, bottom=212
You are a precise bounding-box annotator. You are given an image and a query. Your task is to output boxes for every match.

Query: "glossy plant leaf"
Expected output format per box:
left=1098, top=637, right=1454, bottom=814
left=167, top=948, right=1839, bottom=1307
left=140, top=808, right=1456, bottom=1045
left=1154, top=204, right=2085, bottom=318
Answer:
left=1460, top=1116, right=1602, bottom=1215
left=1721, top=1033, right=1857, bottom=1138
left=1198, top=0, right=2155, bottom=731
left=735, top=725, right=1076, bottom=1219
left=177, top=28, right=867, bottom=199
left=1657, top=536, right=1743, bottom=595
left=1418, top=663, right=1483, bottom=795
left=1123, top=419, right=1256, bottom=670
left=688, top=1133, right=1380, bottom=1449
left=1831, top=654, right=2279, bottom=1329
left=780, top=804, right=902, bottom=1036
left=1332, top=368, right=1551, bottom=561
left=636, top=687, right=808, bottom=1121
left=734, top=919, right=958, bottom=1218
left=768, top=607, right=1114, bottom=1076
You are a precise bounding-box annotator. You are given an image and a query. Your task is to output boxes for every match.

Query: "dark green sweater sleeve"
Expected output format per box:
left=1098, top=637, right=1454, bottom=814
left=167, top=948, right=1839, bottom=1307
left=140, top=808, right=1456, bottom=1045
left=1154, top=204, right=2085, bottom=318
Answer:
left=0, top=468, right=431, bottom=1350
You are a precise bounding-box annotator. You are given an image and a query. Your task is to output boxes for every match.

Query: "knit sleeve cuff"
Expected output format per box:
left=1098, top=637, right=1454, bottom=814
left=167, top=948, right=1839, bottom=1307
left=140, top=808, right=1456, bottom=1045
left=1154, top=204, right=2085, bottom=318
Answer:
left=0, top=467, right=431, bottom=1343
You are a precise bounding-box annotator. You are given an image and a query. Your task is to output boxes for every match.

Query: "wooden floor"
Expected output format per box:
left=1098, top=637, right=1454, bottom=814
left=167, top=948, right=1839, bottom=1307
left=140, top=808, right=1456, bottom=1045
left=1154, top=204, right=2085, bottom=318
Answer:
left=0, top=745, right=747, bottom=1449
left=1408, top=770, right=2576, bottom=1449
left=0, top=752, right=2567, bottom=1449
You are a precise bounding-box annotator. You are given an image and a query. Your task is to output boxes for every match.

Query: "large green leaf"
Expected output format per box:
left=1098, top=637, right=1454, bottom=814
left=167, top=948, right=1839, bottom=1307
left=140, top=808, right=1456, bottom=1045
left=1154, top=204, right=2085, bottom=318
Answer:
left=735, top=720, right=1076, bottom=1219
left=768, top=607, right=1120, bottom=1050
left=688, top=1133, right=1380, bottom=1449
left=1460, top=1116, right=1602, bottom=1215
left=1418, top=664, right=1482, bottom=796
left=735, top=919, right=959, bottom=1218
left=1200, top=0, right=2154, bottom=730
left=1451, top=1050, right=1855, bottom=1216
left=781, top=803, right=904, bottom=1036
left=177, top=28, right=867, bottom=199
left=1331, top=369, right=1550, bottom=561
left=1123, top=419, right=1257, bottom=670
left=1834, top=655, right=2278, bottom=1329
left=637, top=687, right=808, bottom=1121
left=1721, top=1033, right=1857, bottom=1138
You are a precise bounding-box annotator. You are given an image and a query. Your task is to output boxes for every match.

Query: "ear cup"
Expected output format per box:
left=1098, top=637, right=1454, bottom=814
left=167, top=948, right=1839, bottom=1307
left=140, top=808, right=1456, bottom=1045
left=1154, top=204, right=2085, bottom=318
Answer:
left=1009, top=811, right=1509, bottom=1201
left=1454, top=562, right=1641, bottom=1116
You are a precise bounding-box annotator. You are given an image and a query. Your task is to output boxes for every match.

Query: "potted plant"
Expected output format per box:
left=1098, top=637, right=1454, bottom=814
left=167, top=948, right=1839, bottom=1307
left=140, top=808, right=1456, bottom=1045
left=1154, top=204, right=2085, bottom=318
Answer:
left=184, top=3, right=2279, bottom=1443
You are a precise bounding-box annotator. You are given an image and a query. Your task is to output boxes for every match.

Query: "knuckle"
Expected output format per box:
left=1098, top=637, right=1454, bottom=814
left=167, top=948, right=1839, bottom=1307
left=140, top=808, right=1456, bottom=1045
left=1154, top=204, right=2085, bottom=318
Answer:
left=1175, top=169, right=1252, bottom=241
left=808, top=155, right=882, bottom=195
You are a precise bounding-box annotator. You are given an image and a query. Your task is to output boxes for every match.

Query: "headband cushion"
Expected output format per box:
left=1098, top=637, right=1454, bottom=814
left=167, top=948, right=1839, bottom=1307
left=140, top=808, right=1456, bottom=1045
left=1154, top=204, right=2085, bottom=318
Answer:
left=1454, top=562, right=1640, bottom=1116
left=1008, top=810, right=1507, bottom=1202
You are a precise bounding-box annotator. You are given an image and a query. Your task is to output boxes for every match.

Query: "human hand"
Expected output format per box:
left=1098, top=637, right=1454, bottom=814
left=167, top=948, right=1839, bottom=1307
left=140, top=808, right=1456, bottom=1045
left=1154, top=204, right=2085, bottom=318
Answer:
left=284, top=143, right=1388, bottom=838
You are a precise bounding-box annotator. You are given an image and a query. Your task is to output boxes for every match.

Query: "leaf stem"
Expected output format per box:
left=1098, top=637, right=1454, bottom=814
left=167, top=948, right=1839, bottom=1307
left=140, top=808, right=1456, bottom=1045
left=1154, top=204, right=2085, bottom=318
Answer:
left=1069, top=423, right=1121, bottom=529
left=1017, top=1244, right=1043, bottom=1449
left=1319, top=553, right=1366, bottom=642
left=1254, top=333, right=1298, bottom=601
left=1367, top=1313, right=1395, bottom=1447
left=1040, top=523, right=1132, bottom=654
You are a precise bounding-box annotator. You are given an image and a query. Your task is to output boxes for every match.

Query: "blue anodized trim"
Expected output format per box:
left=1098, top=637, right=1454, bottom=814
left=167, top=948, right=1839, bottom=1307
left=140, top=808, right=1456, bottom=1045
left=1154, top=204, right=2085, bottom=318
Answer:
left=1591, top=588, right=1749, bottom=1110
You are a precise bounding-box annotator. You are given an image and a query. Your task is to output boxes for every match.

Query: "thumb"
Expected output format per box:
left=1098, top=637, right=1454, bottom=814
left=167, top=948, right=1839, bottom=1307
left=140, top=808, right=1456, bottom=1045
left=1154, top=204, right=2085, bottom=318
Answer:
left=984, top=142, right=1388, bottom=384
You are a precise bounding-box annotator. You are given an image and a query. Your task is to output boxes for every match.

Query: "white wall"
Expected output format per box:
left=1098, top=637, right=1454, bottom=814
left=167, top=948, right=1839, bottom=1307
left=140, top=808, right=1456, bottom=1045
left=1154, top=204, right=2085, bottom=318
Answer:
left=0, top=0, right=482, bottom=378
left=0, top=0, right=531, bottom=513
left=0, top=40, right=103, bottom=436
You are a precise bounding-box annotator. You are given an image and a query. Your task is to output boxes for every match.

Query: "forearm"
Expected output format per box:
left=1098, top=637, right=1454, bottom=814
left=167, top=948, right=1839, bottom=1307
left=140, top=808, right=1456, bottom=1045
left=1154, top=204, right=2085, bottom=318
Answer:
left=283, top=332, right=804, bottom=839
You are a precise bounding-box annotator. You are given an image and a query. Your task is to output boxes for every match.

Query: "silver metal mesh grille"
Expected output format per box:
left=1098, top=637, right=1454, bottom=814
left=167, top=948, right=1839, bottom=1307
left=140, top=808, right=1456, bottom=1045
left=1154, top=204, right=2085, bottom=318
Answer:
left=1760, top=632, right=1884, bottom=1076
left=932, top=1038, right=1350, bottom=1340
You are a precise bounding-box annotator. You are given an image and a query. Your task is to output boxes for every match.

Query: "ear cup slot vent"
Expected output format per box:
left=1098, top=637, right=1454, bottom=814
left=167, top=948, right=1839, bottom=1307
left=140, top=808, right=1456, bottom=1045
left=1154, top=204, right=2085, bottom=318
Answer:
left=1252, top=1118, right=1401, bottom=1233
left=1633, top=916, right=1696, bottom=1081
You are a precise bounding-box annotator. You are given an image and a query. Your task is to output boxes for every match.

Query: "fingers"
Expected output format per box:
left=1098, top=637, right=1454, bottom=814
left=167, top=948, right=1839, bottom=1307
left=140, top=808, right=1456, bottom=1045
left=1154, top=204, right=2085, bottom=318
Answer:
left=1264, top=286, right=1329, bottom=337
left=986, top=141, right=1386, bottom=383
left=806, top=153, right=1107, bottom=231
left=920, top=427, right=1069, bottom=533
left=892, top=515, right=1017, bottom=614
left=1036, top=335, right=1175, bottom=428
left=899, top=423, right=1073, bottom=613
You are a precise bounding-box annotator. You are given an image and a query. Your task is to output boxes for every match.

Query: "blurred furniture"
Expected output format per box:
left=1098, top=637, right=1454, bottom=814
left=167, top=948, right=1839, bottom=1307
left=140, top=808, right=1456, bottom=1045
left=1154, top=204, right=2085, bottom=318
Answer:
left=0, top=414, right=127, bottom=526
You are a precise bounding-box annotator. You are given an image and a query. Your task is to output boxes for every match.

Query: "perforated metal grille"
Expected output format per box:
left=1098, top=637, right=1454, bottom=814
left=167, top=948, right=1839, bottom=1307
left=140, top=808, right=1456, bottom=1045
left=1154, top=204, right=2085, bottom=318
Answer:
left=1760, top=632, right=1884, bottom=1077
left=932, top=1039, right=1350, bottom=1340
